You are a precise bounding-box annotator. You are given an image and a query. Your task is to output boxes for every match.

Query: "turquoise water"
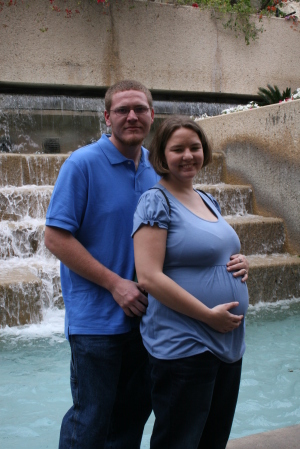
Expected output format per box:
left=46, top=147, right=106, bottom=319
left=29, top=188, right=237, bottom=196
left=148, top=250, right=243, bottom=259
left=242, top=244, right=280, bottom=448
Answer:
left=1, top=299, right=300, bottom=449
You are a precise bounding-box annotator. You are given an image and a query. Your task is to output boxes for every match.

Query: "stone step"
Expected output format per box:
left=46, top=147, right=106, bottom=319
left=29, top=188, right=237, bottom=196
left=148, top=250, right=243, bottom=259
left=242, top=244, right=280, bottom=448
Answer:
left=0, top=185, right=52, bottom=220
left=0, top=153, right=68, bottom=187
left=193, top=153, right=225, bottom=184
left=0, top=214, right=284, bottom=260
left=0, top=220, right=47, bottom=259
left=1, top=255, right=299, bottom=327
left=0, top=259, right=62, bottom=328
left=0, top=263, right=43, bottom=327
left=0, top=152, right=226, bottom=187
left=194, top=184, right=253, bottom=215
left=0, top=182, right=252, bottom=221
left=225, top=215, right=285, bottom=255
left=247, top=254, right=300, bottom=304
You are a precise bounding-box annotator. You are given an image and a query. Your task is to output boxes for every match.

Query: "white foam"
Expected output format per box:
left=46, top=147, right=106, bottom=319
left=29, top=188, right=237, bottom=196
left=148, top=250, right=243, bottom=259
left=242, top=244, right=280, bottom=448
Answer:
left=248, top=297, right=300, bottom=312
left=0, top=307, right=65, bottom=342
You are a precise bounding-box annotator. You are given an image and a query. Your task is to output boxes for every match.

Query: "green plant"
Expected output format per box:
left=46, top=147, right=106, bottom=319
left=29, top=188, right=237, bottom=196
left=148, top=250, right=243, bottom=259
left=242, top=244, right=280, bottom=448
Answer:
left=173, top=0, right=264, bottom=44
left=257, top=84, right=292, bottom=105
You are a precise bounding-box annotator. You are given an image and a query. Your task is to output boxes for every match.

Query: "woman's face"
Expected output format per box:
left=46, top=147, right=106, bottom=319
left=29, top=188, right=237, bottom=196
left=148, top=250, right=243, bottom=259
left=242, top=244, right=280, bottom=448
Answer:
left=164, top=127, right=204, bottom=184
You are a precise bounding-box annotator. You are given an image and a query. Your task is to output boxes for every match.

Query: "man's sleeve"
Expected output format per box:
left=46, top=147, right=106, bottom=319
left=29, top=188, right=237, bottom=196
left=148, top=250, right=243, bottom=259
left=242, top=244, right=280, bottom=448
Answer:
left=45, top=158, right=88, bottom=234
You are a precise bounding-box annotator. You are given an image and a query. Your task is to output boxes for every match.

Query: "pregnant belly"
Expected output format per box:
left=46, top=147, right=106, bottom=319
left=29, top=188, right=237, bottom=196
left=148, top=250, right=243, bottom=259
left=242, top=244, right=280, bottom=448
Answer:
left=166, top=266, right=249, bottom=317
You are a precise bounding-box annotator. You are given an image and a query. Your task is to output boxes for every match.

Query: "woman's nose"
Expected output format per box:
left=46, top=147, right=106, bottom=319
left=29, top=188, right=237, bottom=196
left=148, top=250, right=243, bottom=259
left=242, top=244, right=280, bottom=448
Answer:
left=182, top=148, right=193, bottom=159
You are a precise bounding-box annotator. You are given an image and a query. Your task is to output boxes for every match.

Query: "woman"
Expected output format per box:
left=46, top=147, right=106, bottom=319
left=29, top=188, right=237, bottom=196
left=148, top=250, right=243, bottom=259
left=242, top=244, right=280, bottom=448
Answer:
left=132, top=116, right=249, bottom=449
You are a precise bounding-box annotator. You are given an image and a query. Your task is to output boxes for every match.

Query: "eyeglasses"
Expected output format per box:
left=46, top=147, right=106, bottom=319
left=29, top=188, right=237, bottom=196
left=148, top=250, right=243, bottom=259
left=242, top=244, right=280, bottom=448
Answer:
left=110, top=106, right=150, bottom=117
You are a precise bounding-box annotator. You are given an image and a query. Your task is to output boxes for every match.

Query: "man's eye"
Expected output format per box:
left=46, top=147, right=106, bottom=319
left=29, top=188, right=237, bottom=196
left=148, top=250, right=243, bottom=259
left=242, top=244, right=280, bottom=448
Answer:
left=117, top=108, right=129, bottom=115
left=134, top=107, right=148, bottom=114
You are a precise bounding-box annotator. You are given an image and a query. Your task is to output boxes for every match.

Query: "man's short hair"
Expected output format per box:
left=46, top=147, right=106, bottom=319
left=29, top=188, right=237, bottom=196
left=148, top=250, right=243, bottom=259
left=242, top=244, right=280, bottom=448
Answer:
left=148, top=116, right=212, bottom=176
left=105, top=80, right=153, bottom=112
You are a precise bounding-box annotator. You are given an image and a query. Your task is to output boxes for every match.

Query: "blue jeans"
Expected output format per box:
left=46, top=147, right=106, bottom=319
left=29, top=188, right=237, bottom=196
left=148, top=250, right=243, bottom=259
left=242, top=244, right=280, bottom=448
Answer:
left=149, top=351, right=242, bottom=449
left=59, top=328, right=152, bottom=449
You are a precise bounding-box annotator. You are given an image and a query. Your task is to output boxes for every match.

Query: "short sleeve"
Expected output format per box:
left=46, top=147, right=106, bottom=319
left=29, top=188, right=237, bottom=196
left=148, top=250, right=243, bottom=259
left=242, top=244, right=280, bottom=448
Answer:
left=46, top=158, right=88, bottom=234
left=132, top=190, right=171, bottom=236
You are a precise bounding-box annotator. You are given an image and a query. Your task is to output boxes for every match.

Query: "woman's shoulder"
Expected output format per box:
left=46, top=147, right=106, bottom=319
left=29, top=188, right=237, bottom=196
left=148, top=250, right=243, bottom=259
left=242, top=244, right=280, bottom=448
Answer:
left=132, top=185, right=171, bottom=236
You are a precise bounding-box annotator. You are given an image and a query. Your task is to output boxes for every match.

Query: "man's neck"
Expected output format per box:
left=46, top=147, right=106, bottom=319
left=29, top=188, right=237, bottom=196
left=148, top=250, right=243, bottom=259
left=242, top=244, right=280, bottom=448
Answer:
left=109, top=135, right=142, bottom=170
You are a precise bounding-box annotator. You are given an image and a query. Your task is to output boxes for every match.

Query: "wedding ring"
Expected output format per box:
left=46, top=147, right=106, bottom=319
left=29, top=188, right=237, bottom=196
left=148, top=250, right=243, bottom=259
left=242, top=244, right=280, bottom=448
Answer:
left=239, top=258, right=242, bottom=263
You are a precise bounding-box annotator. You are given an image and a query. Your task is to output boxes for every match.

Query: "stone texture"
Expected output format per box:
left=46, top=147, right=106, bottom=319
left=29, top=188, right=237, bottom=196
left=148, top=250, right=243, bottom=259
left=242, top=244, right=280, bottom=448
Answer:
left=198, top=100, right=300, bottom=254
left=0, top=1, right=299, bottom=96
left=0, top=221, right=46, bottom=259
left=0, top=186, right=53, bottom=220
left=227, top=424, right=300, bottom=449
left=193, top=153, right=225, bottom=185
left=0, top=154, right=67, bottom=187
left=0, top=265, right=43, bottom=327
left=247, top=254, right=300, bottom=303
left=226, top=215, right=285, bottom=255
left=194, top=183, right=253, bottom=215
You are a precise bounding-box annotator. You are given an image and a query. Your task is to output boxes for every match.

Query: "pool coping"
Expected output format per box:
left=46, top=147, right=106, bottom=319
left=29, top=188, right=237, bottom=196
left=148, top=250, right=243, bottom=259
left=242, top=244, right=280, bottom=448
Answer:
left=227, top=424, right=300, bottom=448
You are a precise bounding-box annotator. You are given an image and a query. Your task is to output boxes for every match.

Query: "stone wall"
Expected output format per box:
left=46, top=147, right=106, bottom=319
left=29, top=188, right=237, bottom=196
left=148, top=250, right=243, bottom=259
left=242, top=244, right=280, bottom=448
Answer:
left=197, top=100, right=300, bottom=254
left=0, top=0, right=299, bottom=96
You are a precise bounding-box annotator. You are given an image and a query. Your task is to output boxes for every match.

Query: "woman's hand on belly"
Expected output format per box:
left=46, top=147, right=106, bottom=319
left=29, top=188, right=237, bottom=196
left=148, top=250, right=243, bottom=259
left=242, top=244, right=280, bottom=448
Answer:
left=227, top=254, right=249, bottom=282
left=204, top=302, right=243, bottom=333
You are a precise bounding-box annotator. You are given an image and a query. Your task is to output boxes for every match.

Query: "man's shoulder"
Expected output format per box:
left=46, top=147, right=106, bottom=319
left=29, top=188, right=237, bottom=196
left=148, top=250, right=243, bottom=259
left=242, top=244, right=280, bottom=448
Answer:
left=68, top=139, right=102, bottom=161
left=64, top=137, right=113, bottom=172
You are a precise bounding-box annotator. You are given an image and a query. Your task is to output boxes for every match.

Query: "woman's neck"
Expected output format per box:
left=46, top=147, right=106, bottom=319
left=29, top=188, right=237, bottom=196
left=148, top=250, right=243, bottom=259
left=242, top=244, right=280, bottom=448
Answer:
left=159, top=176, right=194, bottom=197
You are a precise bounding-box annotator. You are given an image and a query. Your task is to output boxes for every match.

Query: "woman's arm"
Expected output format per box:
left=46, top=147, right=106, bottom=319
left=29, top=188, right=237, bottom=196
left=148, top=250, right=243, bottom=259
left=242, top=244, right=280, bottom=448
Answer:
left=133, top=224, right=243, bottom=334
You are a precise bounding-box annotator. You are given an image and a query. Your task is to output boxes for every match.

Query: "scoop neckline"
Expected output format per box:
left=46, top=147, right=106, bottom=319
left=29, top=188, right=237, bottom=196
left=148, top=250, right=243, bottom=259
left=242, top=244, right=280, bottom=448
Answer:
left=156, top=183, right=219, bottom=223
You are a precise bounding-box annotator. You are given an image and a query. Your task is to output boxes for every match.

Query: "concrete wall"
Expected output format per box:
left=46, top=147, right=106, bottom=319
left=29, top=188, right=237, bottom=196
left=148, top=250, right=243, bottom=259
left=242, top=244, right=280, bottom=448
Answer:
left=197, top=100, right=300, bottom=254
left=0, top=0, right=299, bottom=96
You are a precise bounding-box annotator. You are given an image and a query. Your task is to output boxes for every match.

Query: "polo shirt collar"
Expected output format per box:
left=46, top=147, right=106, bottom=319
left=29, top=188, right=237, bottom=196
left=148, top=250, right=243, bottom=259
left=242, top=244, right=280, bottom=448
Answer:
left=100, top=134, right=151, bottom=168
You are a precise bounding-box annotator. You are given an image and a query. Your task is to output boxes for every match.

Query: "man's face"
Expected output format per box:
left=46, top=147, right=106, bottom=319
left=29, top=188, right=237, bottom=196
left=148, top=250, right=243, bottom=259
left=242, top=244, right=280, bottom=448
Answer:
left=104, top=90, right=154, bottom=149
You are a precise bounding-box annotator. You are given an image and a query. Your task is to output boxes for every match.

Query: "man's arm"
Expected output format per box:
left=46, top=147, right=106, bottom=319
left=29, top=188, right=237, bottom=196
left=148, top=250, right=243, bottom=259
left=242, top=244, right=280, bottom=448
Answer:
left=44, top=226, right=148, bottom=317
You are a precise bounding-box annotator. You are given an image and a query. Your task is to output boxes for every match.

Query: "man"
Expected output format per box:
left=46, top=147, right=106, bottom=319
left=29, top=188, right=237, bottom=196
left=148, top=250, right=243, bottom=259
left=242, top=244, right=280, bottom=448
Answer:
left=45, top=80, right=159, bottom=449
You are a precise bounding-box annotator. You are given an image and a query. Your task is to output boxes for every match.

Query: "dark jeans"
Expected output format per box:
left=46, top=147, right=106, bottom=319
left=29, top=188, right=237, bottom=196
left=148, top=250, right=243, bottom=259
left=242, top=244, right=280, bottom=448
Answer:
left=59, top=328, right=152, bottom=449
left=149, top=351, right=242, bottom=449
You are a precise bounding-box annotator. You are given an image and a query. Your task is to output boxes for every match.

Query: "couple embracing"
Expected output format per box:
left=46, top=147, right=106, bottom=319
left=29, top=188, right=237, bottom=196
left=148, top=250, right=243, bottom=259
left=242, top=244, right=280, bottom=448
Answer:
left=45, top=80, right=249, bottom=449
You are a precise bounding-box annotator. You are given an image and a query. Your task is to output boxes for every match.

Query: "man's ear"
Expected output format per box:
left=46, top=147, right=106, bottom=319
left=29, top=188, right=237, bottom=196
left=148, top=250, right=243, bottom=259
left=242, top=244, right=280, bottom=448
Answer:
left=104, top=110, right=111, bottom=127
left=150, top=108, right=154, bottom=124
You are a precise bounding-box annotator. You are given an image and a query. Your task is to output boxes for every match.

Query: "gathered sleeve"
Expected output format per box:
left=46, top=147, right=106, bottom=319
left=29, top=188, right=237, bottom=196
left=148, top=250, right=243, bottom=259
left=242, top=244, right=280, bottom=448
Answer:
left=132, top=190, right=171, bottom=237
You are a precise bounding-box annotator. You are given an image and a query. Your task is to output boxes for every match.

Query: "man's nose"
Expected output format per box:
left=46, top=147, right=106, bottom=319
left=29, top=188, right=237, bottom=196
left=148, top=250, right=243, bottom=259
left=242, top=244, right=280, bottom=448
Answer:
left=127, top=109, right=138, bottom=120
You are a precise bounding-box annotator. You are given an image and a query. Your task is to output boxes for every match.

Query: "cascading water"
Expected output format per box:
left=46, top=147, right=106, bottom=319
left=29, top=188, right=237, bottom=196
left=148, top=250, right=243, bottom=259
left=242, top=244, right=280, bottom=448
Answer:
left=0, top=92, right=299, bottom=448
left=0, top=92, right=241, bottom=326
left=0, top=93, right=237, bottom=154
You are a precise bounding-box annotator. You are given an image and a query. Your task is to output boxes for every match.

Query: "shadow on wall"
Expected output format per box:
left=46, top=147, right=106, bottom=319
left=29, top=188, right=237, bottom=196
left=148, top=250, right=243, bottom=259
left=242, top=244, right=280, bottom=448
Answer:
left=198, top=100, right=300, bottom=254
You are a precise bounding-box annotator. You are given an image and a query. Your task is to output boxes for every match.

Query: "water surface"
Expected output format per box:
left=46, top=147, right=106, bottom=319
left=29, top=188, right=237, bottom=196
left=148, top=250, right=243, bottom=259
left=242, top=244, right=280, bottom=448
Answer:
left=1, top=300, right=299, bottom=449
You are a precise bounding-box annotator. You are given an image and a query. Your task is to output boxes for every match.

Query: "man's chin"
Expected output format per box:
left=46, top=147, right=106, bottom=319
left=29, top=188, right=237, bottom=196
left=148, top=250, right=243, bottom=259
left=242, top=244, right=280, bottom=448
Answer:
left=123, top=135, right=144, bottom=147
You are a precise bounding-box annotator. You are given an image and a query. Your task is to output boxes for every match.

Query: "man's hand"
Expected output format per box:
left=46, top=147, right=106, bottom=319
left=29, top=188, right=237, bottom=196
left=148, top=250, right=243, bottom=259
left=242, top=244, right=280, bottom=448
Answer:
left=111, top=278, right=148, bottom=317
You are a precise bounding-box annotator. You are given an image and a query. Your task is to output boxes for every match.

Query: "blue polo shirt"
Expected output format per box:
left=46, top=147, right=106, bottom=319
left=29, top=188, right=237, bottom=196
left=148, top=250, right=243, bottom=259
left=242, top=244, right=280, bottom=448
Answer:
left=46, top=134, right=159, bottom=338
